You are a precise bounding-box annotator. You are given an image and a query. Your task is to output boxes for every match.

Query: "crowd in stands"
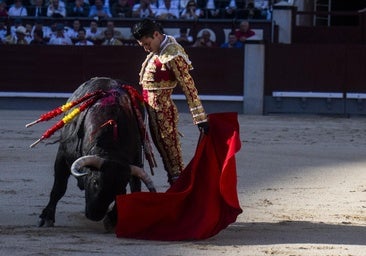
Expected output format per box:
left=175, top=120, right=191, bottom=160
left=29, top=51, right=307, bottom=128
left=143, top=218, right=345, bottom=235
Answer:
left=0, top=0, right=264, bottom=45
left=0, top=0, right=273, bottom=19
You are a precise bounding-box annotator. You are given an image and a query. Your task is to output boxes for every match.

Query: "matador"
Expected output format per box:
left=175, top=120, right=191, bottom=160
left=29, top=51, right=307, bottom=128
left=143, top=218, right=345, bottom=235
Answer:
left=132, top=19, right=209, bottom=184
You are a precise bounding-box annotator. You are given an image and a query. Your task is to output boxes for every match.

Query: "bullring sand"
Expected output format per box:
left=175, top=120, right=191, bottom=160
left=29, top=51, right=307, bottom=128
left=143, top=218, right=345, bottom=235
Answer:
left=0, top=110, right=365, bottom=255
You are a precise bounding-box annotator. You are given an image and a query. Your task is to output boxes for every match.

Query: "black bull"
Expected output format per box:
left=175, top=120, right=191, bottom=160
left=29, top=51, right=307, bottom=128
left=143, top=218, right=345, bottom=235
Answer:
left=37, top=77, right=156, bottom=228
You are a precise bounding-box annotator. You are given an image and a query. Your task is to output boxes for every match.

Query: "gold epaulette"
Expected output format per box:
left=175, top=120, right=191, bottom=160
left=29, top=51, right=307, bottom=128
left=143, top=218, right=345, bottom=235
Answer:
left=158, top=37, right=192, bottom=70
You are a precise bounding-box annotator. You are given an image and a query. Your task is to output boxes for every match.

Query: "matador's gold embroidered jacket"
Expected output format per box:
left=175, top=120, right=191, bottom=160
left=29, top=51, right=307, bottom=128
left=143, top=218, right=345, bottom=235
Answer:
left=139, top=35, right=207, bottom=124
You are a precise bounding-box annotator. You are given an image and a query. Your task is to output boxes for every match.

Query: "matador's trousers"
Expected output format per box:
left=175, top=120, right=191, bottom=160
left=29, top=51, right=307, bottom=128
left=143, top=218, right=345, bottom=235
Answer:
left=143, top=88, right=184, bottom=183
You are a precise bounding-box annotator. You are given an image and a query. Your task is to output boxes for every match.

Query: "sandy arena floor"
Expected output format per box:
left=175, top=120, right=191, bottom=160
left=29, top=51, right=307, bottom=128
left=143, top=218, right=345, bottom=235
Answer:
left=0, top=110, right=365, bottom=255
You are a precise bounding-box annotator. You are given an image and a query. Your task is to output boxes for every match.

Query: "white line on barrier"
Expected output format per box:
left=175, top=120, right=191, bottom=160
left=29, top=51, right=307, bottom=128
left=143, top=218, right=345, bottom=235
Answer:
left=272, top=91, right=343, bottom=98
left=0, top=92, right=244, bottom=102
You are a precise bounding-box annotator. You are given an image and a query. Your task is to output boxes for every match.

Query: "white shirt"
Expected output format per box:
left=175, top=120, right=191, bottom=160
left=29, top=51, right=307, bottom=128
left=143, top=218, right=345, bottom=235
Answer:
left=32, top=26, right=53, bottom=39
left=0, top=28, right=7, bottom=41
left=158, top=0, right=179, bottom=8
left=66, top=29, right=79, bottom=40
left=86, top=28, right=101, bottom=40
left=48, top=35, right=72, bottom=45
left=254, top=0, right=269, bottom=9
left=47, top=1, right=66, bottom=17
left=228, top=0, right=236, bottom=8
left=155, top=3, right=180, bottom=18
left=180, top=7, right=201, bottom=19
left=8, top=6, right=28, bottom=16
left=132, top=4, right=157, bottom=18
left=75, top=40, right=94, bottom=46
left=179, top=0, right=189, bottom=9
left=206, top=0, right=215, bottom=9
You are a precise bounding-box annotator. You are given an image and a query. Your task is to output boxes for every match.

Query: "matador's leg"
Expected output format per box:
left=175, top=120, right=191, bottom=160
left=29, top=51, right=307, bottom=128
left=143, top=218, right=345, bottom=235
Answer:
left=143, top=89, right=184, bottom=184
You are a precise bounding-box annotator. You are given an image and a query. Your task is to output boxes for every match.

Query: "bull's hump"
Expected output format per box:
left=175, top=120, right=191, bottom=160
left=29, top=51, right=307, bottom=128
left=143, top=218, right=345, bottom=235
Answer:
left=70, top=77, right=120, bottom=101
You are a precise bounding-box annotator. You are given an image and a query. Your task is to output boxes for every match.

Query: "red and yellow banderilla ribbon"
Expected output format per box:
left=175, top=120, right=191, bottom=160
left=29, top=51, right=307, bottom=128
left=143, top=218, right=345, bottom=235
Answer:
left=28, top=92, right=103, bottom=148
left=25, top=90, right=103, bottom=128
left=122, top=85, right=157, bottom=175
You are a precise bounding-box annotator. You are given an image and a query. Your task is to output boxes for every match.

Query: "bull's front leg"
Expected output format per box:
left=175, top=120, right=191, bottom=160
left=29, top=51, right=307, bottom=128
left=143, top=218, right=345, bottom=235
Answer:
left=38, top=153, right=70, bottom=227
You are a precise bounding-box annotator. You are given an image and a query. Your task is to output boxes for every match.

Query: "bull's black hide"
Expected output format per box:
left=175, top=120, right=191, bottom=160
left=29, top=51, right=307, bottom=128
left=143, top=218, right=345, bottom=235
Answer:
left=37, top=77, right=153, bottom=228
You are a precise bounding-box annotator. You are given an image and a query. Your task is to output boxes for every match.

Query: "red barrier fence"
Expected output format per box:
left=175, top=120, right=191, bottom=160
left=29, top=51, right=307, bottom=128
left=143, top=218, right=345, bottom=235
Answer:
left=0, top=45, right=244, bottom=96
left=265, top=44, right=366, bottom=95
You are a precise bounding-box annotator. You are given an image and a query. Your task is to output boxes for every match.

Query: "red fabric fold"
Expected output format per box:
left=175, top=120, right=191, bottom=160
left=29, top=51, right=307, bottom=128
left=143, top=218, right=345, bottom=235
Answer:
left=115, top=112, right=243, bottom=240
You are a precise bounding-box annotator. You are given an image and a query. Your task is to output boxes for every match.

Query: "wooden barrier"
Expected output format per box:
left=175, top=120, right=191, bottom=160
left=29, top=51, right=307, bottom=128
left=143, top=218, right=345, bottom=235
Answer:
left=265, top=44, right=366, bottom=114
left=3, top=42, right=366, bottom=114
left=0, top=45, right=244, bottom=96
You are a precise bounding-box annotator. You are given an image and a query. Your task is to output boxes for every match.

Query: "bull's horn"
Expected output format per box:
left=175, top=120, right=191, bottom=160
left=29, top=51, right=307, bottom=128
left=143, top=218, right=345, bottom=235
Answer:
left=130, top=165, right=156, bottom=192
left=71, top=155, right=105, bottom=177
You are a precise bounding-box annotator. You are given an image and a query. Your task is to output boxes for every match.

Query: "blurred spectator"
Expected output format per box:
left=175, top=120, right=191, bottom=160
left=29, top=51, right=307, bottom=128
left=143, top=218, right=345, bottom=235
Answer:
left=75, top=27, right=94, bottom=45
left=234, top=20, right=254, bottom=42
left=30, top=28, right=46, bottom=44
left=150, top=0, right=159, bottom=8
left=215, top=0, right=231, bottom=18
left=246, top=1, right=261, bottom=19
left=0, top=17, right=7, bottom=43
left=85, top=19, right=101, bottom=43
left=174, top=27, right=193, bottom=46
left=192, top=29, right=216, bottom=47
left=254, top=0, right=269, bottom=18
left=0, top=1, right=9, bottom=17
left=48, top=23, right=72, bottom=45
left=179, top=0, right=189, bottom=11
left=155, top=0, right=179, bottom=19
left=48, top=20, right=58, bottom=38
left=89, top=0, right=111, bottom=19
left=196, top=0, right=220, bottom=19
left=254, top=0, right=268, bottom=9
left=101, top=20, right=123, bottom=41
left=8, top=0, right=28, bottom=17
left=222, top=0, right=237, bottom=19
left=24, top=22, right=33, bottom=43
left=220, top=31, right=243, bottom=48
left=28, top=0, right=47, bottom=17
left=67, top=0, right=90, bottom=17
left=180, top=0, right=202, bottom=20
left=132, top=0, right=156, bottom=18
left=65, top=19, right=81, bottom=41
left=4, top=25, right=28, bottom=44
left=32, top=18, right=52, bottom=41
left=47, top=0, right=67, bottom=18
left=111, top=0, right=131, bottom=17
left=102, top=28, right=122, bottom=45
left=10, top=17, right=22, bottom=36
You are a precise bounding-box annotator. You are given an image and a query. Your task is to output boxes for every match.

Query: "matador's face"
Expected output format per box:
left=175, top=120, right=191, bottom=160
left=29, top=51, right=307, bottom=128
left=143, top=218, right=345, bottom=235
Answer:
left=137, top=31, right=162, bottom=53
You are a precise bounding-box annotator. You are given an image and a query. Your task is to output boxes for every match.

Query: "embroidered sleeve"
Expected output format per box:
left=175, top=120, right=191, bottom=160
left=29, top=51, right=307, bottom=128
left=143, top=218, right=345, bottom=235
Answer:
left=169, top=55, right=207, bottom=124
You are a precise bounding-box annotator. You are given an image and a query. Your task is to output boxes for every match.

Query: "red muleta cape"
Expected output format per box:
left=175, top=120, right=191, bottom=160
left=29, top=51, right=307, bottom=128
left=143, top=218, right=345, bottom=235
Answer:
left=115, top=112, right=243, bottom=240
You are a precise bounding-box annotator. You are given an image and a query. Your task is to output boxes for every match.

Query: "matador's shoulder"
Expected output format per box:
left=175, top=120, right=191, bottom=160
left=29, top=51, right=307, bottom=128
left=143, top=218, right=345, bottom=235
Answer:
left=159, top=37, right=192, bottom=66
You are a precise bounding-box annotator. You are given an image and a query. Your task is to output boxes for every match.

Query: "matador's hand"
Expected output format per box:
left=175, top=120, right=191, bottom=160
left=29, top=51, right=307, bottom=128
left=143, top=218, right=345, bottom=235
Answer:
left=197, top=121, right=209, bottom=134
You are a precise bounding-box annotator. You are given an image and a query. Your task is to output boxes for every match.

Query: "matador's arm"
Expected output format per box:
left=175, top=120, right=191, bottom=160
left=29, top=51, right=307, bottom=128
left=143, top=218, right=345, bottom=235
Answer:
left=169, top=56, right=207, bottom=124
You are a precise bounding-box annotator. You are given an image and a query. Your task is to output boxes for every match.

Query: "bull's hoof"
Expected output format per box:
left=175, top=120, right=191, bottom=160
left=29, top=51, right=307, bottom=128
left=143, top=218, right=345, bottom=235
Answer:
left=38, top=218, right=54, bottom=227
left=102, top=215, right=116, bottom=233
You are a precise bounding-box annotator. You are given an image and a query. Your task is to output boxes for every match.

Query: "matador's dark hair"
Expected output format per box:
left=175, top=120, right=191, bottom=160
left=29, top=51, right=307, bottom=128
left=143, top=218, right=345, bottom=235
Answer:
left=131, top=19, right=164, bottom=40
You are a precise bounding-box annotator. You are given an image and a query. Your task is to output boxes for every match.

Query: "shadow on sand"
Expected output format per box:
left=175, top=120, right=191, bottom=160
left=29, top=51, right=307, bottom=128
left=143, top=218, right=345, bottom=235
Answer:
left=203, top=221, right=366, bottom=246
